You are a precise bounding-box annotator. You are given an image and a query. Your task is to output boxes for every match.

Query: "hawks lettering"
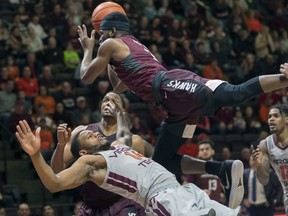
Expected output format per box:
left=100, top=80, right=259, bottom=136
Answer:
left=167, top=80, right=198, bottom=92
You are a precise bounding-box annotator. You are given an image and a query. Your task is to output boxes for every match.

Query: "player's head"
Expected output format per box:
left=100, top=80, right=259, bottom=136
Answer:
left=99, top=12, right=130, bottom=43
left=101, top=92, right=125, bottom=118
left=268, top=104, right=288, bottom=134
left=198, top=140, right=215, bottom=161
left=71, top=130, right=111, bottom=158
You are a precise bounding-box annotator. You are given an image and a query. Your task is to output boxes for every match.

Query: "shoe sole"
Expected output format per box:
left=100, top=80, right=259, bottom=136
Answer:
left=229, top=160, right=244, bottom=209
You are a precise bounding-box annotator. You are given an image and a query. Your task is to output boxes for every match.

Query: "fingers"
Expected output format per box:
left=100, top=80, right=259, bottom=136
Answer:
left=35, top=127, right=41, bottom=139
left=91, top=29, right=95, bottom=39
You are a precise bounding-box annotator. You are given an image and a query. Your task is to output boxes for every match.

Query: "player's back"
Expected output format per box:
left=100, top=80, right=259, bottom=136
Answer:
left=110, top=35, right=167, bottom=104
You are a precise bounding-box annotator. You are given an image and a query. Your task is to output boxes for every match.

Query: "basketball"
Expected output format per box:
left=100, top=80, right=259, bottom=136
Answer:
left=91, top=2, right=126, bottom=33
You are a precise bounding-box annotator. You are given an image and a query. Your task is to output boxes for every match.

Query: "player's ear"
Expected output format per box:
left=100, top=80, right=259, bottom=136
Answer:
left=110, top=27, right=117, bottom=38
left=79, top=150, right=88, bottom=156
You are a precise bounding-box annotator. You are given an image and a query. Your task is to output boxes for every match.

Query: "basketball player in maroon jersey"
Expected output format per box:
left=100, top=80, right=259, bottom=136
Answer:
left=77, top=12, right=288, bottom=208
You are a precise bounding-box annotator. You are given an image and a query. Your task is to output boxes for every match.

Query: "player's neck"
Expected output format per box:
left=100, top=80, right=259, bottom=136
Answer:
left=100, top=118, right=117, bottom=135
left=275, top=133, right=288, bottom=148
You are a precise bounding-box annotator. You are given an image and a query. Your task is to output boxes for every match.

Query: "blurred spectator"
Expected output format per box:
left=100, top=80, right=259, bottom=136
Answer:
left=246, top=10, right=263, bottom=34
left=71, top=96, right=92, bottom=127
left=34, top=85, right=56, bottom=116
left=220, top=146, right=232, bottom=161
left=148, top=44, right=163, bottom=63
left=143, top=0, right=157, bottom=20
left=17, top=4, right=29, bottom=25
left=0, top=80, right=17, bottom=125
left=6, top=26, right=28, bottom=58
left=0, top=67, right=9, bottom=90
left=32, top=103, right=56, bottom=132
left=5, top=55, right=20, bottom=82
left=37, top=118, right=55, bottom=162
left=240, top=53, right=257, bottom=80
left=233, top=29, right=255, bottom=61
left=202, top=59, right=223, bottom=80
left=27, top=15, right=47, bottom=40
left=46, top=4, right=68, bottom=37
left=16, top=66, right=39, bottom=100
left=0, top=206, right=5, bottom=216
left=26, top=26, right=44, bottom=53
left=63, top=41, right=80, bottom=73
left=210, top=107, right=234, bottom=134
left=254, top=25, right=275, bottom=60
left=193, top=42, right=213, bottom=68
left=195, top=29, right=211, bottom=54
left=186, top=3, right=205, bottom=40
left=210, top=0, right=232, bottom=28
left=244, top=105, right=261, bottom=133
left=21, top=52, right=42, bottom=78
left=163, top=40, right=184, bottom=69
left=227, top=4, right=247, bottom=39
left=182, top=53, right=202, bottom=75
left=17, top=91, right=32, bottom=115
left=134, top=16, right=152, bottom=47
left=38, top=65, right=60, bottom=94
left=258, top=92, right=279, bottom=124
left=240, top=147, right=251, bottom=169
left=42, top=204, right=55, bottom=216
left=54, top=81, right=76, bottom=112
left=0, top=18, right=9, bottom=59
left=53, top=102, right=72, bottom=125
left=233, top=107, right=246, bottom=134
left=42, top=36, right=65, bottom=74
left=17, top=203, right=30, bottom=216
left=167, top=18, right=186, bottom=44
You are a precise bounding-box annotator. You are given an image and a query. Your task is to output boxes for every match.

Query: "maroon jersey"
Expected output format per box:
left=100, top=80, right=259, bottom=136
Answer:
left=186, top=174, right=222, bottom=202
left=81, top=123, right=121, bottom=208
left=110, top=35, right=167, bottom=104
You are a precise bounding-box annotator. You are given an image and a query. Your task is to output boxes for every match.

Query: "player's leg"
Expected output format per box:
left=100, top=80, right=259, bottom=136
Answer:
left=183, top=183, right=241, bottom=216
left=213, top=75, right=288, bottom=110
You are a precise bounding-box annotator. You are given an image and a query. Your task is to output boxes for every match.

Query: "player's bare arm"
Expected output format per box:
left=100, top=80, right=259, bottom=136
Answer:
left=51, top=124, right=86, bottom=173
left=16, top=120, right=105, bottom=192
left=108, top=65, right=128, bottom=93
left=252, top=140, right=270, bottom=185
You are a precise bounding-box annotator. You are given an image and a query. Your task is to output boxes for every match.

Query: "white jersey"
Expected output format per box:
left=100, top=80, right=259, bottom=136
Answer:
left=266, top=134, right=288, bottom=194
left=97, top=145, right=178, bottom=207
left=98, top=145, right=240, bottom=216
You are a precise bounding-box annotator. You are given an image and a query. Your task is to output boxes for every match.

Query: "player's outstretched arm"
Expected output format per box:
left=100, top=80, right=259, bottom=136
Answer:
left=16, top=120, right=91, bottom=193
left=78, top=24, right=113, bottom=85
left=252, top=140, right=270, bottom=185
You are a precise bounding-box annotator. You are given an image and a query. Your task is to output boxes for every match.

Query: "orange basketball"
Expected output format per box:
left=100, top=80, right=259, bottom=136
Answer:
left=91, top=2, right=126, bottom=33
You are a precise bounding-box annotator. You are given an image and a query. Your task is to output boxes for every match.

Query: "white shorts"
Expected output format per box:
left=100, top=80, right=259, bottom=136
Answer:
left=146, top=183, right=240, bottom=216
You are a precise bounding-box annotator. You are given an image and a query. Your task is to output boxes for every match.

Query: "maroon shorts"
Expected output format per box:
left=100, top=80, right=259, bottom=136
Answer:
left=78, top=197, right=146, bottom=216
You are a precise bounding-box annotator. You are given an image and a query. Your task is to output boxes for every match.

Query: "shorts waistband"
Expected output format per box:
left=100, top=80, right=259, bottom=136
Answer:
left=145, top=179, right=179, bottom=207
left=152, top=71, right=166, bottom=106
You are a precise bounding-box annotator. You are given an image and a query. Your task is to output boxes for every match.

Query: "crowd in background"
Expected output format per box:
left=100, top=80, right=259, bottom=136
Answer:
left=1, top=0, right=288, bottom=215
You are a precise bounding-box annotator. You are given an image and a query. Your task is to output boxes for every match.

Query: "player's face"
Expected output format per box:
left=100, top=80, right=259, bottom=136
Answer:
left=198, top=144, right=214, bottom=160
left=101, top=92, right=122, bottom=117
left=268, top=108, right=285, bottom=134
left=78, top=130, right=110, bottom=152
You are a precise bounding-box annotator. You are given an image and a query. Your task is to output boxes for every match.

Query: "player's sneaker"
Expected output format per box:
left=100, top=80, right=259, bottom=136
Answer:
left=219, top=160, right=244, bottom=209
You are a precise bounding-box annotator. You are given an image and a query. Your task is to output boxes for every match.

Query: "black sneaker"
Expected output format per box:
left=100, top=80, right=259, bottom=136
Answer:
left=219, top=160, right=244, bottom=209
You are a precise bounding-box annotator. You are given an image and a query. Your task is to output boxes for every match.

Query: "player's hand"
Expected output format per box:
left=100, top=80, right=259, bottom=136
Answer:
left=57, top=123, right=71, bottom=147
left=110, top=95, right=125, bottom=118
left=280, top=63, right=288, bottom=78
left=15, top=120, right=41, bottom=156
left=77, top=24, right=95, bottom=51
left=251, top=147, right=263, bottom=167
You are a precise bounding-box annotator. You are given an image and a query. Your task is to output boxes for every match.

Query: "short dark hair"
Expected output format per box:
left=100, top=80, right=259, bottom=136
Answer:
left=70, top=130, right=83, bottom=158
left=270, top=104, right=288, bottom=117
left=198, top=139, right=215, bottom=149
left=100, top=12, right=130, bottom=32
